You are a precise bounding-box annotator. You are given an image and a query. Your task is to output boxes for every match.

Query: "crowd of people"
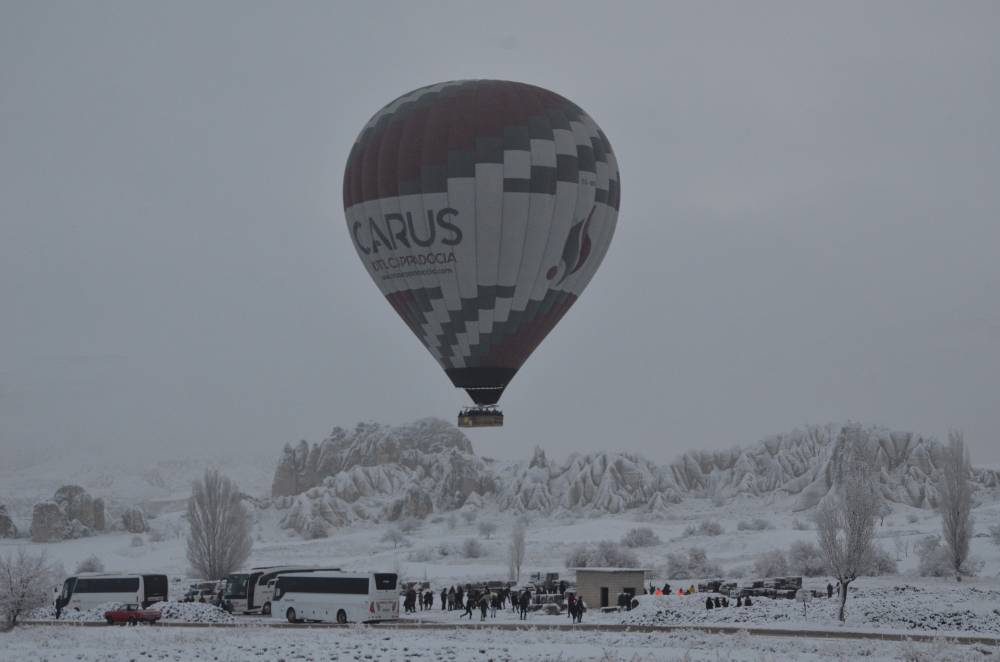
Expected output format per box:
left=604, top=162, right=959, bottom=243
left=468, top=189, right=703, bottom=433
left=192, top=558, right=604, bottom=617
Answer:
left=400, top=583, right=585, bottom=622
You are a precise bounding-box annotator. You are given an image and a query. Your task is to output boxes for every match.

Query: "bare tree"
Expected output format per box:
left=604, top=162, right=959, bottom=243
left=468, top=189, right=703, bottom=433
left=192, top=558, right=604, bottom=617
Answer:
left=508, top=521, right=527, bottom=583
left=477, top=520, right=497, bottom=539
left=0, top=549, right=60, bottom=629
left=938, top=430, right=974, bottom=581
left=75, top=556, right=104, bottom=573
left=815, top=425, right=880, bottom=622
left=186, top=469, right=253, bottom=580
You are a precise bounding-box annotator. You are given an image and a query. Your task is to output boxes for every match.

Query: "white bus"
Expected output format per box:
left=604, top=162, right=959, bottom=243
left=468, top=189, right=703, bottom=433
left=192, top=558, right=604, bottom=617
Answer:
left=56, top=573, right=168, bottom=611
left=270, top=571, right=398, bottom=624
left=223, top=566, right=340, bottom=615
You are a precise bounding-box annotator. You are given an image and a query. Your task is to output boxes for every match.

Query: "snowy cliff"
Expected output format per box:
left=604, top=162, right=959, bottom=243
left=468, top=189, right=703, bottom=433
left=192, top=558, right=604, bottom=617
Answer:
left=269, top=420, right=1000, bottom=538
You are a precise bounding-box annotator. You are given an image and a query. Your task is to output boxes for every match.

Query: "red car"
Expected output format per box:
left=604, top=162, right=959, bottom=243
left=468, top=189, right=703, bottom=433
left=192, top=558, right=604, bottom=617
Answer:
left=104, top=603, right=162, bottom=625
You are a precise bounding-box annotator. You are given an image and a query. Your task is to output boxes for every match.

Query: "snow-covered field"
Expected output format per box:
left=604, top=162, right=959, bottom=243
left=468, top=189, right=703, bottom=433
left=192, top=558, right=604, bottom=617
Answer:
left=2, top=623, right=997, bottom=662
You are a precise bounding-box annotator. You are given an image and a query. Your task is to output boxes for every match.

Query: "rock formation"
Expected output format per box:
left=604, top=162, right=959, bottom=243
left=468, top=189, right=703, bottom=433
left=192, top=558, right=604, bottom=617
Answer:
left=121, top=508, right=148, bottom=534
left=269, top=419, right=1000, bottom=537
left=0, top=505, right=16, bottom=538
left=31, top=502, right=68, bottom=542
left=53, top=485, right=105, bottom=532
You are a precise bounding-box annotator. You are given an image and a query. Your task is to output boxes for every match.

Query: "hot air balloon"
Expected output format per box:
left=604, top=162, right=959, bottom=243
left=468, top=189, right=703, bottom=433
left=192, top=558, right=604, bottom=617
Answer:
left=343, top=80, right=620, bottom=427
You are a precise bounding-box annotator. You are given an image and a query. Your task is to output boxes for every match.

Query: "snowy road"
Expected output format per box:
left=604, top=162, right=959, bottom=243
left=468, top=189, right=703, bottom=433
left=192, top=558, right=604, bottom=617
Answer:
left=3, top=623, right=997, bottom=662
left=20, top=618, right=1000, bottom=648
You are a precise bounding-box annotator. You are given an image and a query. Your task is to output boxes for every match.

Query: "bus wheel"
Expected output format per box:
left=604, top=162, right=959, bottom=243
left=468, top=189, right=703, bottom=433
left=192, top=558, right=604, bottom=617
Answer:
left=336, top=610, right=347, bottom=625
left=262, top=602, right=271, bottom=616
left=286, top=608, right=297, bottom=624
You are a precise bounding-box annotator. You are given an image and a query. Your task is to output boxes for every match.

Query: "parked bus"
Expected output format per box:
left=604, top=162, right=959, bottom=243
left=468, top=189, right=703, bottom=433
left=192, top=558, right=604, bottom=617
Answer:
left=223, top=566, right=340, bottom=615
left=270, top=571, right=398, bottom=624
left=56, top=573, right=168, bottom=611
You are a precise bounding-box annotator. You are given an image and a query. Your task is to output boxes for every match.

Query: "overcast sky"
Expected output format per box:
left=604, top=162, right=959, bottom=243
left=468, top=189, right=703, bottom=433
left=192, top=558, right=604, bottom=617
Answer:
left=1, top=1, right=998, bottom=468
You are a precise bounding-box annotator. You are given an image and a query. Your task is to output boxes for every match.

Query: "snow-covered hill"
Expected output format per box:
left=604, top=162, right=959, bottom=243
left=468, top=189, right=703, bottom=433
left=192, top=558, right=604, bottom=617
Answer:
left=266, top=420, right=1000, bottom=538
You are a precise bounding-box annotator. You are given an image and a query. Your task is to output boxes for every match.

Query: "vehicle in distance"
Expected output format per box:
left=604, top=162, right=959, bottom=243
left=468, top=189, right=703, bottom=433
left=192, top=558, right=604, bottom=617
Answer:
left=271, top=571, right=398, bottom=624
left=57, top=573, right=168, bottom=611
left=223, top=566, right=341, bottom=614
left=103, top=603, right=161, bottom=625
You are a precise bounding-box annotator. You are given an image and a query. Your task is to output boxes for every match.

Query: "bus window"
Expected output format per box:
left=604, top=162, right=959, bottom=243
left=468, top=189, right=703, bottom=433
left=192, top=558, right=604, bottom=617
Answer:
left=374, top=574, right=398, bottom=591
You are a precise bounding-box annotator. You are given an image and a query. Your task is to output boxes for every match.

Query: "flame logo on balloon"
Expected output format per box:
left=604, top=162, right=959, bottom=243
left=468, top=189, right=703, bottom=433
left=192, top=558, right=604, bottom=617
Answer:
left=546, top=206, right=596, bottom=285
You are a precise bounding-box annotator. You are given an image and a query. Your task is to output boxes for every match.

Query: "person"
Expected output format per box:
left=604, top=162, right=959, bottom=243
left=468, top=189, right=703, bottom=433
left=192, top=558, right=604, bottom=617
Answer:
left=714, top=596, right=721, bottom=609
left=705, top=596, right=714, bottom=610
left=617, top=591, right=628, bottom=610
left=479, top=594, right=489, bottom=621
left=406, top=588, right=417, bottom=614
left=566, top=593, right=577, bottom=621
left=519, top=589, right=531, bottom=621
left=461, top=593, right=475, bottom=620
left=744, top=595, right=753, bottom=607
left=441, top=587, right=448, bottom=610
left=722, top=597, right=729, bottom=608
left=663, top=583, right=671, bottom=596
left=456, top=587, right=464, bottom=611
left=827, top=582, right=834, bottom=599
left=736, top=596, right=742, bottom=607
left=559, top=580, right=568, bottom=595
left=575, top=598, right=586, bottom=623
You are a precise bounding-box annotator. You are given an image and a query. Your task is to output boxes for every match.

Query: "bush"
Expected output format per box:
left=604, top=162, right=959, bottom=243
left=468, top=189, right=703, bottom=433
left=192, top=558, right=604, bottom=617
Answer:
left=791, top=517, right=811, bottom=531
left=461, top=538, right=484, bottom=559
left=664, top=547, right=722, bottom=579
left=75, top=555, right=105, bottom=573
left=916, top=535, right=951, bottom=577
left=989, top=524, right=1000, bottom=549
left=406, top=547, right=439, bottom=562
left=787, top=540, right=828, bottom=576
left=381, top=527, right=406, bottom=549
left=867, top=545, right=898, bottom=576
left=461, top=511, right=478, bottom=525
left=398, top=518, right=420, bottom=534
left=130, top=535, right=144, bottom=548
left=683, top=520, right=724, bottom=537
left=565, top=541, right=640, bottom=569
left=621, top=527, right=661, bottom=548
left=477, top=520, right=497, bottom=539
left=737, top=518, right=772, bottom=532
left=753, top=549, right=788, bottom=578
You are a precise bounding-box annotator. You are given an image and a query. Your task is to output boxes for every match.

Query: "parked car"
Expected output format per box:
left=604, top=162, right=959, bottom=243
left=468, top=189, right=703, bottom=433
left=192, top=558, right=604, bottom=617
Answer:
left=103, top=603, right=162, bottom=625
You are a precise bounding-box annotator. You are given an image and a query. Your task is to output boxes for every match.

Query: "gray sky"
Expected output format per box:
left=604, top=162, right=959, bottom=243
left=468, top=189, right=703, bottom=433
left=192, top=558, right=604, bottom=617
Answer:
left=1, top=1, right=998, bottom=467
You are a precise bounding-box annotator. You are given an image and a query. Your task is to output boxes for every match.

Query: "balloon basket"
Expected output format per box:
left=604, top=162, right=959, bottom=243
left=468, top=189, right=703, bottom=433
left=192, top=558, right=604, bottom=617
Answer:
left=457, top=406, right=504, bottom=428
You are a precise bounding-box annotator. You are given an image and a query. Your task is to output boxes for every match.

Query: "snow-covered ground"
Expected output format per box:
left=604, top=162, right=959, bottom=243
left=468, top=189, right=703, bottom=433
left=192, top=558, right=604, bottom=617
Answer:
left=2, top=623, right=997, bottom=662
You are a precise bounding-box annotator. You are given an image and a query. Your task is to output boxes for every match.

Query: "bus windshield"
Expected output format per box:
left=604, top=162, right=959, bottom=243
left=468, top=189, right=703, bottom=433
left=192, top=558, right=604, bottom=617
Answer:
left=224, top=574, right=249, bottom=599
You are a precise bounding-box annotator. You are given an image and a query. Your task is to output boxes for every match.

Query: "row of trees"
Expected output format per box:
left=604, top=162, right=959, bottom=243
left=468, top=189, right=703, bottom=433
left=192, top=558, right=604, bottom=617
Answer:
left=816, top=426, right=975, bottom=621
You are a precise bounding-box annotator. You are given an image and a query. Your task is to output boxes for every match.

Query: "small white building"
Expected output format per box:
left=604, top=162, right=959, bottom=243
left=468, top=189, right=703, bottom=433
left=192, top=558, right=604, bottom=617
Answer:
left=571, top=568, right=647, bottom=609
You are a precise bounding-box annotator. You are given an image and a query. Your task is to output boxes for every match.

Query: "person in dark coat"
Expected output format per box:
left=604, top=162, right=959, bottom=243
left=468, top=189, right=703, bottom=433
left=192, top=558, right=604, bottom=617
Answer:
left=827, top=582, right=834, bottom=599
left=566, top=593, right=577, bottom=620
left=713, top=596, right=721, bottom=609
left=705, top=596, right=714, bottom=610
left=736, top=596, right=742, bottom=607
left=722, top=597, right=729, bottom=607
left=456, top=587, right=464, bottom=611
left=744, top=596, right=753, bottom=607
left=479, top=594, right=489, bottom=621
left=461, top=593, right=475, bottom=619
left=441, top=588, right=448, bottom=610
left=574, top=598, right=586, bottom=623
left=518, top=590, right=531, bottom=620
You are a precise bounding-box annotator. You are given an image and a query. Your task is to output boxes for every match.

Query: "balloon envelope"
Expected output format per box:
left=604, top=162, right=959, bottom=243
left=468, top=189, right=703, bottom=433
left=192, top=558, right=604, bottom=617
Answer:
left=343, top=80, right=620, bottom=405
